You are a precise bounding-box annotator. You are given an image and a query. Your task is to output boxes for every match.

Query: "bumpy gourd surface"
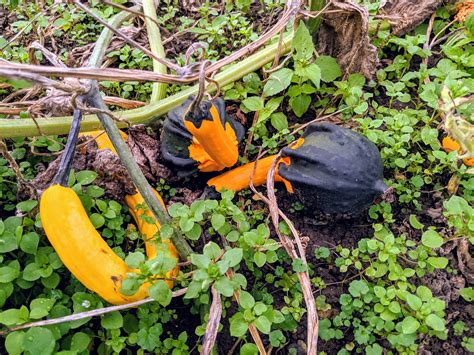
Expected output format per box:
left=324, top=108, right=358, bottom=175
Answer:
left=279, top=123, right=388, bottom=214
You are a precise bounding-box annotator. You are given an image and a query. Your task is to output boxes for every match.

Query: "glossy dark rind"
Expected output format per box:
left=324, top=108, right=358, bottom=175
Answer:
left=161, top=97, right=244, bottom=176
left=278, top=123, right=388, bottom=214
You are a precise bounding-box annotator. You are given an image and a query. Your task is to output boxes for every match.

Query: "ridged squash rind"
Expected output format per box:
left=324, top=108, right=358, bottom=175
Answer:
left=278, top=123, right=388, bottom=214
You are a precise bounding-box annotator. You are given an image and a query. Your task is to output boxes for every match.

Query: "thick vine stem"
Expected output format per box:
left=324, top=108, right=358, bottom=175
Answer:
left=0, top=35, right=293, bottom=138
left=87, top=8, right=137, bottom=67
left=87, top=84, right=192, bottom=259
left=143, top=0, right=167, bottom=102
left=83, top=8, right=193, bottom=259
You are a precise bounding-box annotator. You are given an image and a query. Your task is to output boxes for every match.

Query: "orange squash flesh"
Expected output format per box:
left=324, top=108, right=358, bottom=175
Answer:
left=442, top=136, right=474, bottom=167
left=184, top=105, right=239, bottom=169
left=207, top=138, right=305, bottom=193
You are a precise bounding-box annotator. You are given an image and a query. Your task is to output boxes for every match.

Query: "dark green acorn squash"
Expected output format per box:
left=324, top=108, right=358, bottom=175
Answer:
left=278, top=123, right=388, bottom=214
left=161, top=97, right=244, bottom=176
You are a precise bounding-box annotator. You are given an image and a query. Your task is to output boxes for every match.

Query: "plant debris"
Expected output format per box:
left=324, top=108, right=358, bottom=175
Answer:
left=318, top=0, right=379, bottom=79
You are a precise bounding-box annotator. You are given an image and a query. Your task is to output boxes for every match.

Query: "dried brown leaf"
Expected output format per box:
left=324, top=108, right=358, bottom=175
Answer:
left=380, top=0, right=445, bottom=36
left=318, top=1, right=379, bottom=79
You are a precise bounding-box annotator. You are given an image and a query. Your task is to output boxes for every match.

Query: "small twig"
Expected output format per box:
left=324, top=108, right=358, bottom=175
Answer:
left=29, top=41, right=66, bottom=68
left=431, top=27, right=465, bottom=47
left=422, top=12, right=436, bottom=83
left=0, top=288, right=187, bottom=334
left=429, top=18, right=457, bottom=47
left=227, top=339, right=243, bottom=355
left=0, top=69, right=85, bottom=94
left=264, top=154, right=318, bottom=353
left=201, top=286, right=222, bottom=355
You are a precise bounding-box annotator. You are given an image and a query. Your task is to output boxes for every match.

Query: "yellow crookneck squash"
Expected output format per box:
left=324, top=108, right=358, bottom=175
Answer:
left=40, top=126, right=178, bottom=305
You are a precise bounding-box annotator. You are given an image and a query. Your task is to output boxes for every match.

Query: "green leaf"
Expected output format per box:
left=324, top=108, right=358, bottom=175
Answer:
left=168, top=203, right=188, bottom=218
left=240, top=343, right=258, bottom=355
left=315, top=247, right=330, bottom=259
left=148, top=280, right=172, bottom=306
left=425, top=314, right=445, bottom=331
left=409, top=214, right=424, bottom=230
left=222, top=248, right=243, bottom=268
left=137, top=324, right=163, bottom=351
left=315, top=55, right=342, bottom=82
left=406, top=294, right=422, bottom=311
left=459, top=287, right=474, bottom=302
left=354, top=101, right=369, bottom=114
left=5, top=331, right=25, bottom=355
left=348, top=280, right=369, bottom=297
left=254, top=315, right=271, bottom=334
left=290, top=94, right=311, bottom=117
left=179, top=217, right=194, bottom=232
left=263, top=68, right=293, bottom=96
left=0, top=231, right=18, bottom=253
left=125, top=252, right=145, bottom=268
left=230, top=314, right=248, bottom=337
left=239, top=291, right=255, bottom=310
left=416, top=285, right=433, bottom=301
left=211, top=213, right=226, bottom=231
left=466, top=11, right=474, bottom=35
left=214, top=276, right=234, bottom=297
left=29, top=298, right=55, bottom=319
left=292, top=258, right=308, bottom=272
left=400, top=316, right=420, bottom=334
left=242, top=96, right=264, bottom=111
left=42, top=273, right=60, bottom=289
left=76, top=170, right=97, bottom=185
left=191, top=254, right=211, bottom=269
left=0, top=309, right=22, bottom=326
left=0, top=262, right=20, bottom=283
left=70, top=332, right=91, bottom=352
left=185, top=223, right=202, bottom=240
left=269, top=330, right=286, bottom=347
left=16, top=200, right=38, bottom=212
left=365, top=343, right=383, bottom=355
left=22, top=263, right=41, bottom=281
left=421, top=230, right=444, bottom=248
left=101, top=311, right=123, bottom=330
left=23, top=327, right=55, bottom=355
left=254, top=251, right=266, bottom=267
left=270, top=112, right=288, bottom=131
left=90, top=213, right=105, bottom=229
left=203, top=242, right=222, bottom=260
left=303, top=63, right=321, bottom=88
left=293, top=22, right=314, bottom=61
left=19, top=232, right=39, bottom=254
left=184, top=280, right=202, bottom=299
left=254, top=303, right=267, bottom=316
left=86, top=185, right=104, bottom=198
left=427, top=256, right=449, bottom=269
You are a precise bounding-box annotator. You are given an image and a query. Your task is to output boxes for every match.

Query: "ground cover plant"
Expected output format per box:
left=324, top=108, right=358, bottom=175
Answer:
left=0, top=0, right=473, bottom=354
